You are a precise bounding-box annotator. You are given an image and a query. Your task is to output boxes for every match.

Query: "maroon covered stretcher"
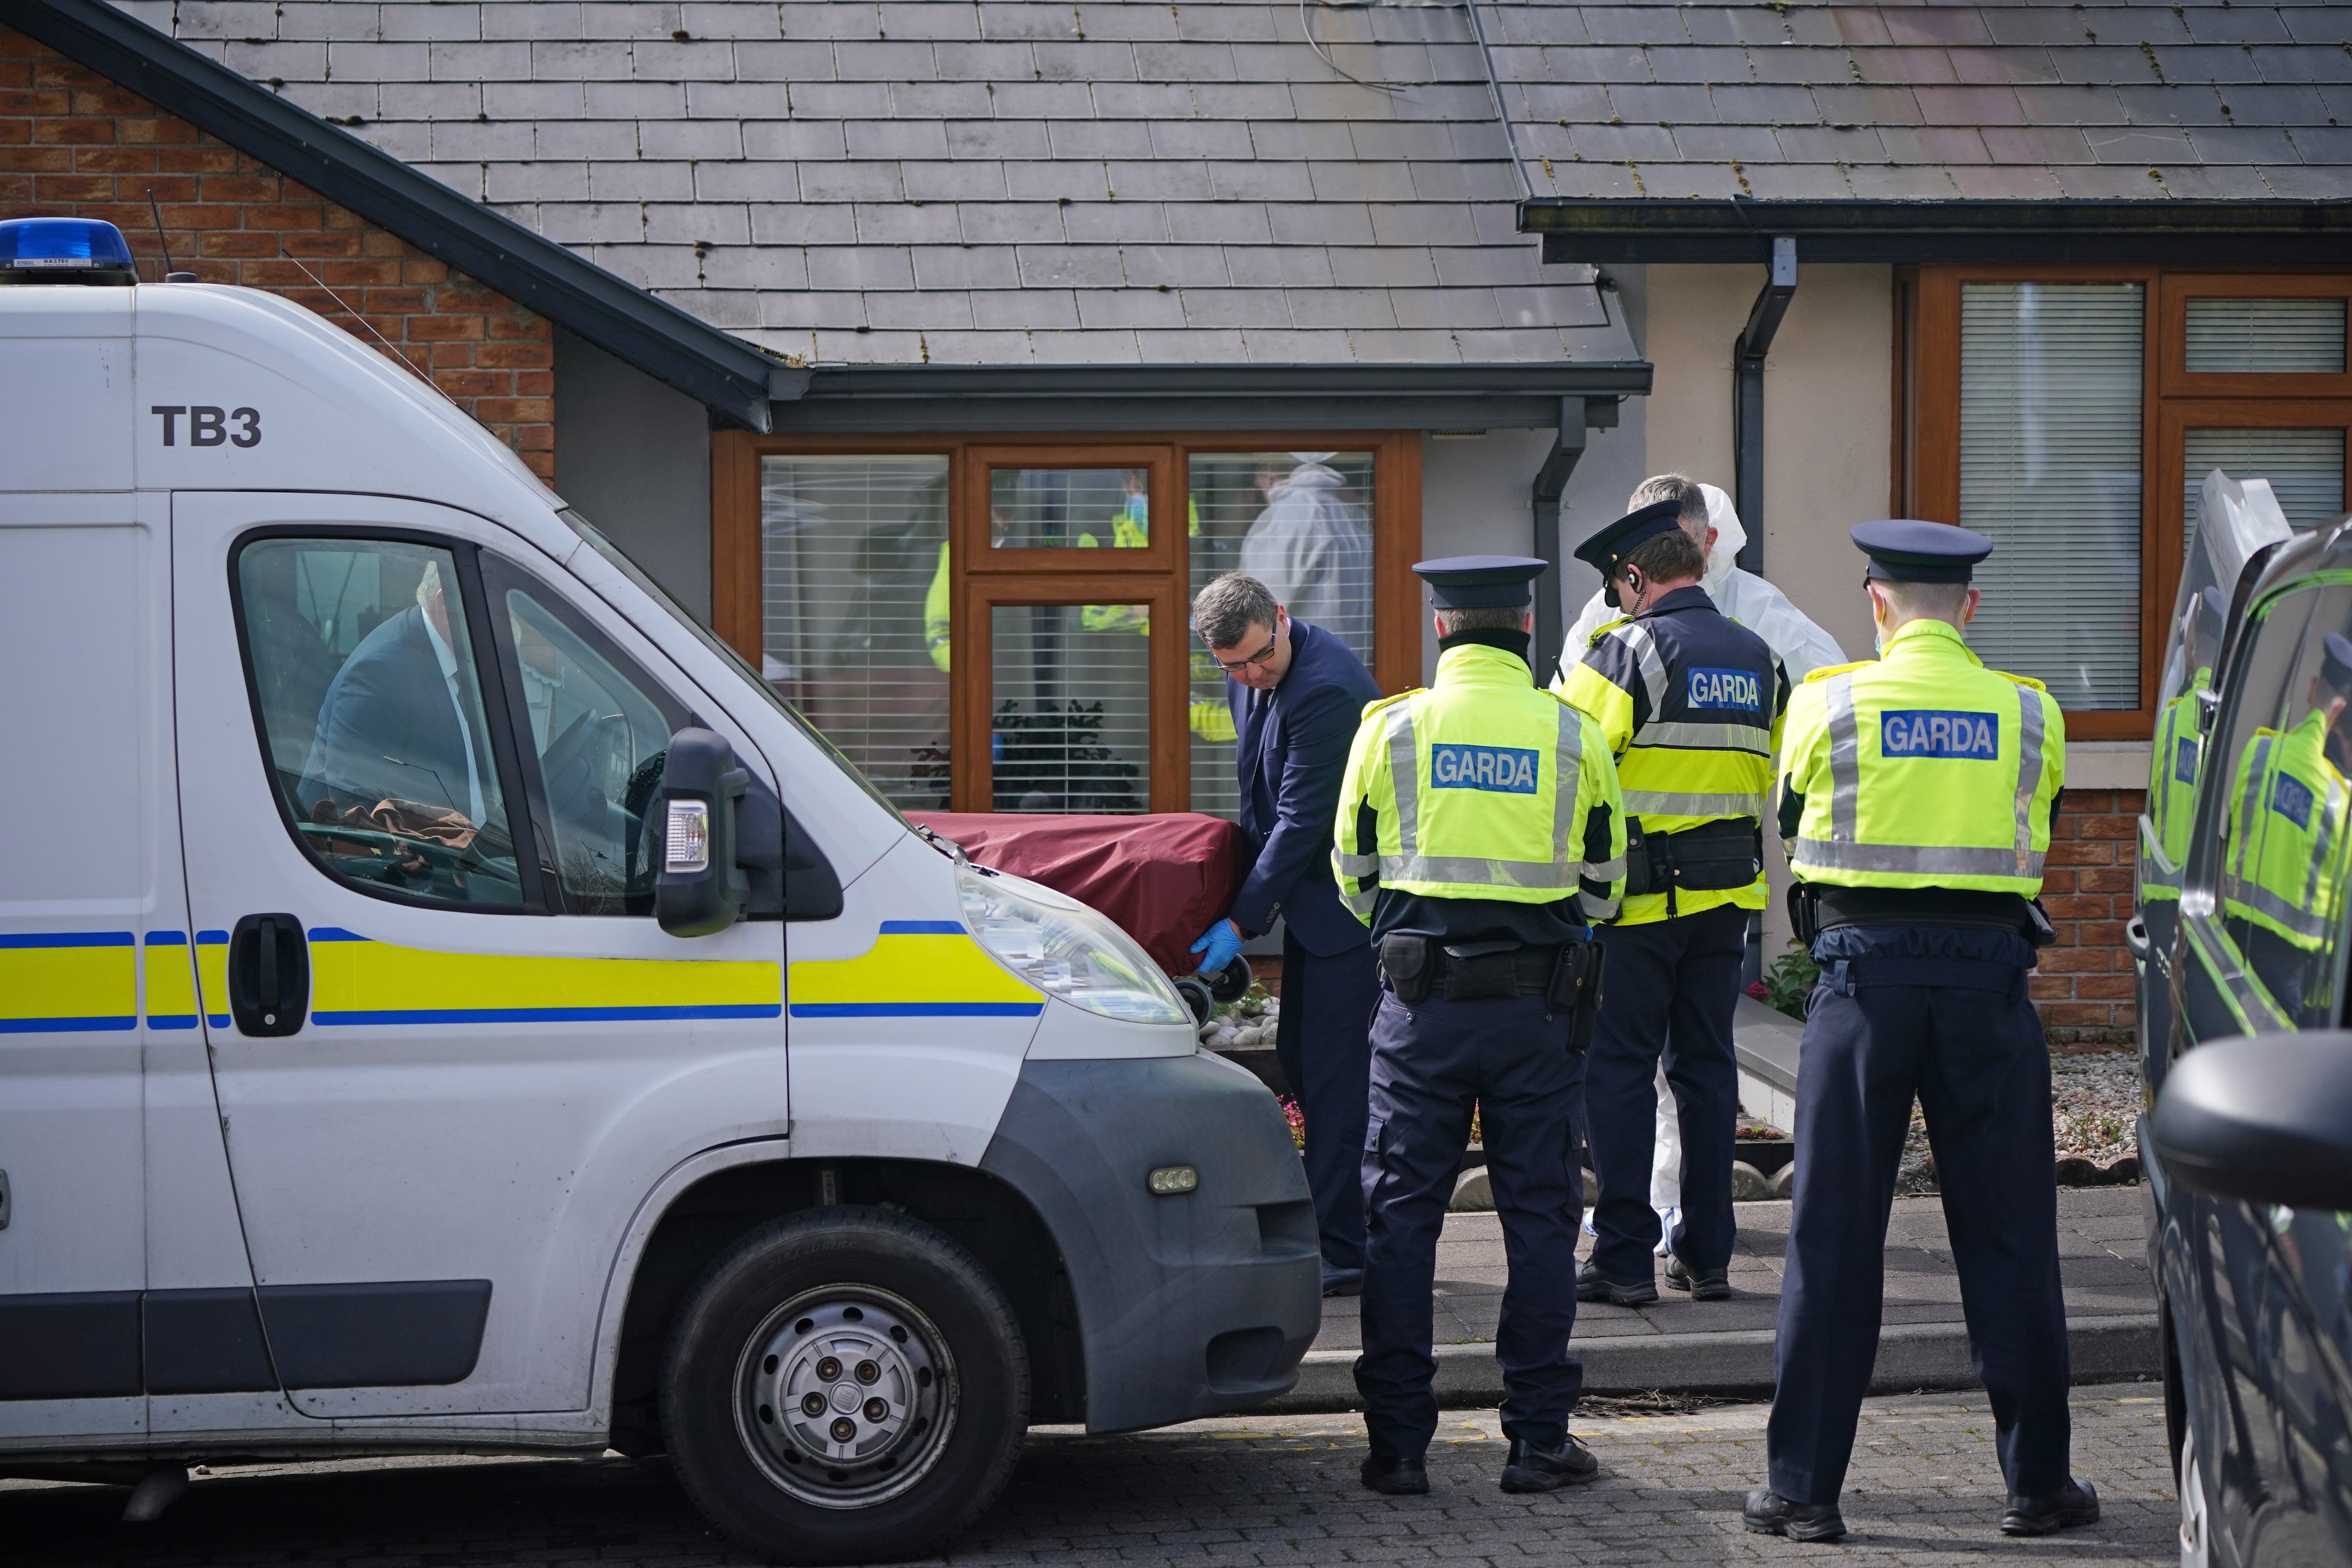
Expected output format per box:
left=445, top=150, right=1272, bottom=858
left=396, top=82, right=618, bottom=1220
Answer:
left=905, top=812, right=1248, bottom=980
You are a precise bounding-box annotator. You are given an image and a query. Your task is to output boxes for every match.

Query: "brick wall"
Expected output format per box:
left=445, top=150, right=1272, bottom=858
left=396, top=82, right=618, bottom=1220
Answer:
left=2035, top=788, right=2143, bottom=1053
left=0, top=26, right=553, bottom=479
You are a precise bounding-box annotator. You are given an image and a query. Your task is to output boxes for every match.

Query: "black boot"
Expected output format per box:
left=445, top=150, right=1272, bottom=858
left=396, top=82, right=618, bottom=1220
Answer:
left=1360, top=1452, right=1429, bottom=1495
left=1575, top=1259, right=1659, bottom=1306
left=1743, top=1486, right=1847, bottom=1541
left=1664, top=1253, right=1732, bottom=1300
left=2002, top=1477, right=2099, bottom=1536
left=1500, top=1434, right=1600, bottom=1493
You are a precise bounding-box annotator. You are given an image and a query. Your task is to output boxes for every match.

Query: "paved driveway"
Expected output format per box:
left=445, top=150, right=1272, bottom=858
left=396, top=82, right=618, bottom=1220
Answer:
left=3, top=1384, right=2176, bottom=1566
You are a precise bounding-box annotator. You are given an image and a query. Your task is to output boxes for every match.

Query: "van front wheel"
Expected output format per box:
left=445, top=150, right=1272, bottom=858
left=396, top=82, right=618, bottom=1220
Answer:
left=661, top=1207, right=1031, bottom=1563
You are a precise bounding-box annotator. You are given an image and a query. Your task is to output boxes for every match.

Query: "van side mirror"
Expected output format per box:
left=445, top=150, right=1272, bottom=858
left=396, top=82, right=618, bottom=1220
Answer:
left=2148, top=1033, right=2352, bottom=1211
left=656, top=728, right=750, bottom=937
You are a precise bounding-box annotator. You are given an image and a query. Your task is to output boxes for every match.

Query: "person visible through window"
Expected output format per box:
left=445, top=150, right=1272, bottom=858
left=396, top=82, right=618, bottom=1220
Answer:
left=301, top=556, right=491, bottom=834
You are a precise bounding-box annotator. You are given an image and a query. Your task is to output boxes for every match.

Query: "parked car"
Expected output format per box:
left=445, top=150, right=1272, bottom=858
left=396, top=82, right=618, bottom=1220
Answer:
left=2134, top=467, right=2352, bottom=1566
left=0, top=219, right=1318, bottom=1564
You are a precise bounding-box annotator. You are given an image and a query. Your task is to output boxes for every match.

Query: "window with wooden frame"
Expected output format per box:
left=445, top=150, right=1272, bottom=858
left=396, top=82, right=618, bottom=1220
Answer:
left=1901, top=267, right=2352, bottom=740
left=710, top=432, right=1421, bottom=814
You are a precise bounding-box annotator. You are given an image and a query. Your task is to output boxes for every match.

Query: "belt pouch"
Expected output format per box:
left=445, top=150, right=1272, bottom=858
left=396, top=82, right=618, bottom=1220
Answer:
left=1378, top=933, right=1431, bottom=1004
left=1567, top=942, right=1606, bottom=1055
left=1621, top=817, right=1656, bottom=898
left=1546, top=942, right=1586, bottom=1011
left=1788, top=881, right=1821, bottom=946
left=1441, top=941, right=1521, bottom=1001
left=1663, top=821, right=1763, bottom=893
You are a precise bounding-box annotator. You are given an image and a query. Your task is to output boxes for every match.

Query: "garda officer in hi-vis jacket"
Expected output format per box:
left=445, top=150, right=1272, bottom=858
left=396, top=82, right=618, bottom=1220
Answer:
left=1332, top=556, right=1623, bottom=1499
left=1747, top=521, right=2094, bottom=1545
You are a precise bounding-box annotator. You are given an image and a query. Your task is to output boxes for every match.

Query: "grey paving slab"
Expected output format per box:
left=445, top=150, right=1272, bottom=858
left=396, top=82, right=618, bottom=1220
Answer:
left=0, top=1386, right=2179, bottom=1566
left=1313, top=1188, right=2154, bottom=1358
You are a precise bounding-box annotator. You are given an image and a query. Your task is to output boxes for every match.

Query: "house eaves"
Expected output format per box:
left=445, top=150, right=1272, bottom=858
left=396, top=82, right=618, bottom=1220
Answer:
left=777, top=363, right=1655, bottom=434
left=7, top=0, right=779, bottom=430
left=1522, top=199, right=2352, bottom=267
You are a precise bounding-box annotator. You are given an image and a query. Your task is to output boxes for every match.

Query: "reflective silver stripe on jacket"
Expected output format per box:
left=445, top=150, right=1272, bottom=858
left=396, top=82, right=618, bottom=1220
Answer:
left=2009, top=684, right=2047, bottom=878
left=1610, top=621, right=1669, bottom=718
left=2221, top=872, right=2329, bottom=942
left=1623, top=789, right=1768, bottom=819
left=2227, top=736, right=2273, bottom=889
left=1374, top=700, right=1591, bottom=891
left=1334, top=851, right=1378, bottom=879
left=2302, top=779, right=2343, bottom=913
left=1801, top=670, right=2047, bottom=881
left=1628, top=719, right=1772, bottom=755
left=1794, top=839, right=2047, bottom=879
left=1823, top=672, right=1861, bottom=843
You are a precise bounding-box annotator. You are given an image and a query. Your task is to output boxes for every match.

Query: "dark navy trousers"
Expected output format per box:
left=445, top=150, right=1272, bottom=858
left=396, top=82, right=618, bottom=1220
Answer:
left=1767, top=924, right=2071, bottom=1506
left=1356, top=985, right=1585, bottom=1459
left=1274, top=928, right=1380, bottom=1275
left=1585, top=902, right=1749, bottom=1281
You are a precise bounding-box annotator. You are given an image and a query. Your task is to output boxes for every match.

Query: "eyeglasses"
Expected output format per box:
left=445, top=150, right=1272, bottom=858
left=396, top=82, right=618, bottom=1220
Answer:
left=1212, top=634, right=1280, bottom=674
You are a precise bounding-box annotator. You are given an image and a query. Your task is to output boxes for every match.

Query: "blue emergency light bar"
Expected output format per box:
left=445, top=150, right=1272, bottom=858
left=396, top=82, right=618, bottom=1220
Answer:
left=0, top=217, right=139, bottom=283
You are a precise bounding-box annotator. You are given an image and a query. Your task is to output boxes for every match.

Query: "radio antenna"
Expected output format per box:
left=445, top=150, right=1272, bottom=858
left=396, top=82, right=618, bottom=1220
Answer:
left=275, top=246, right=464, bottom=413
left=144, top=187, right=177, bottom=280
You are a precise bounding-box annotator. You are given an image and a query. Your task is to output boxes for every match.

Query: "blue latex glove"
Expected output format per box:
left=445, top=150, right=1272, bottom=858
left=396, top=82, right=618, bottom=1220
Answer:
left=1189, top=919, right=1244, bottom=977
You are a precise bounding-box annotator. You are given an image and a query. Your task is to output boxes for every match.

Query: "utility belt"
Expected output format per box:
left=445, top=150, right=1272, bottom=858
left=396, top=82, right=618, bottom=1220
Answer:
left=1787, top=883, right=2057, bottom=948
left=1376, top=934, right=1607, bottom=1054
left=1622, top=816, right=1763, bottom=911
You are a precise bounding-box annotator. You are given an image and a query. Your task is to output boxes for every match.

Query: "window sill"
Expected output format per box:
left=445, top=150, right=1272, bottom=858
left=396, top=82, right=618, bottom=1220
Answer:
left=2064, top=740, right=2151, bottom=791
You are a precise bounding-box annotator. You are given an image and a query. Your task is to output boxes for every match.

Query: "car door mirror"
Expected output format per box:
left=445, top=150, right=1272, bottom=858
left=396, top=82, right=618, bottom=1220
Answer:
left=655, top=728, right=750, bottom=937
left=2148, top=1032, right=2352, bottom=1211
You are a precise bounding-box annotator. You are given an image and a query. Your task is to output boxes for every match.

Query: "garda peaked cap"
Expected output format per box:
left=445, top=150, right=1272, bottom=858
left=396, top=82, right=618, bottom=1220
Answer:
left=1413, top=554, right=1547, bottom=609
left=1851, top=519, right=1995, bottom=583
left=1571, top=499, right=1686, bottom=581
left=2324, top=632, right=2352, bottom=694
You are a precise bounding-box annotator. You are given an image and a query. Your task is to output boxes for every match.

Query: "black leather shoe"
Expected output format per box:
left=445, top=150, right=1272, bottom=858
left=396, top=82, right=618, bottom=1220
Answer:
left=1576, top=1259, right=1659, bottom=1306
left=1665, top=1253, right=1732, bottom=1300
left=2002, top=1477, right=2099, bottom=1536
left=1743, top=1486, right=1847, bottom=1541
left=1321, top=1265, right=1364, bottom=1298
left=1360, top=1452, right=1429, bottom=1495
left=1500, top=1434, right=1599, bottom=1493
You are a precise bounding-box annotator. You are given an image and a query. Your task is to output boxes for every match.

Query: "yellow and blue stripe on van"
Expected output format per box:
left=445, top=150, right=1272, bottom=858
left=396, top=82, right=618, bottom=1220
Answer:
left=144, top=929, right=201, bottom=1029
left=0, top=931, right=139, bottom=1032
left=787, top=920, right=1044, bottom=1018
left=305, top=927, right=782, bottom=1025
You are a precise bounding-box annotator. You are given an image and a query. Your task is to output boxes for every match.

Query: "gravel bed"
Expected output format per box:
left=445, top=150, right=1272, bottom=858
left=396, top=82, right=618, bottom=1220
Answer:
left=1899, top=1049, right=2142, bottom=1195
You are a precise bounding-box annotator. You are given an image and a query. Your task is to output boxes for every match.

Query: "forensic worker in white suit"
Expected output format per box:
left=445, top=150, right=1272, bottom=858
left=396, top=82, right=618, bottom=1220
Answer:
left=1557, top=476, right=1845, bottom=1249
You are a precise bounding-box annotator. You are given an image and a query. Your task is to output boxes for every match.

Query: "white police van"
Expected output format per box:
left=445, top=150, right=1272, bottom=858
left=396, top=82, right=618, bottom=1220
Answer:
left=0, top=219, right=1317, bottom=1562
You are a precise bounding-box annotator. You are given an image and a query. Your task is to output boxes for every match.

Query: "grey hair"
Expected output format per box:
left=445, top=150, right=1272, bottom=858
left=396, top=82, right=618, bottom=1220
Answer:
left=1192, top=573, right=1279, bottom=650
left=1627, top=473, right=1709, bottom=534
left=1435, top=605, right=1531, bottom=636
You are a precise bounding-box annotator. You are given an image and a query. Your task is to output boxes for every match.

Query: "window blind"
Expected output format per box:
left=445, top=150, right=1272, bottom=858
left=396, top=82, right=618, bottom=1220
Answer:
left=1185, top=452, right=1376, bottom=820
left=1958, top=282, right=2146, bottom=711
left=2184, top=429, right=2347, bottom=536
left=990, top=604, right=1151, bottom=813
left=760, top=455, right=952, bottom=811
left=2184, top=297, right=2347, bottom=375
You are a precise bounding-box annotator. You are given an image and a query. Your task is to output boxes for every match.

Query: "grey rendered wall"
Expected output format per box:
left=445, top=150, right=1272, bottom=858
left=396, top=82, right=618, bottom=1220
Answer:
left=552, top=327, right=714, bottom=623
left=1414, top=268, right=1651, bottom=685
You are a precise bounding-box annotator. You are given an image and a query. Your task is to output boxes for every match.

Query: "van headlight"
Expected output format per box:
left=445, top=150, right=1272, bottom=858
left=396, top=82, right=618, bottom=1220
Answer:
left=956, top=865, right=1189, bottom=1026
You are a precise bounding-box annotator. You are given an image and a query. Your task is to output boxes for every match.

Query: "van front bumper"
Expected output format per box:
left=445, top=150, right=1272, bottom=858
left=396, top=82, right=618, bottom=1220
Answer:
left=979, top=1050, right=1321, bottom=1434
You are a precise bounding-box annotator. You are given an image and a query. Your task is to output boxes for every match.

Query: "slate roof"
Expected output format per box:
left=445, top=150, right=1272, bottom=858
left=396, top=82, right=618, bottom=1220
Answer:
left=103, top=1, right=2352, bottom=368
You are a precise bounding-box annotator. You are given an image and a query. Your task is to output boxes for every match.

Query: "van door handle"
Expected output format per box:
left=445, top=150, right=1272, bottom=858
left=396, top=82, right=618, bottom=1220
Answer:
left=229, top=914, right=310, bottom=1037
left=2124, top=915, right=2151, bottom=964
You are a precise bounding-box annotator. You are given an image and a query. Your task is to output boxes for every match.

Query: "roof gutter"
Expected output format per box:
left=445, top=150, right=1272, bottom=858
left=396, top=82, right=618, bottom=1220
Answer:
left=10, top=0, right=780, bottom=430
left=775, top=361, right=1654, bottom=433
left=1519, top=198, right=2352, bottom=265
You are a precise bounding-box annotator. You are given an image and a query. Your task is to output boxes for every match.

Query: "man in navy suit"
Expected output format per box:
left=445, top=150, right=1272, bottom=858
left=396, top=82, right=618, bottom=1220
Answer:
left=1190, top=572, right=1384, bottom=1296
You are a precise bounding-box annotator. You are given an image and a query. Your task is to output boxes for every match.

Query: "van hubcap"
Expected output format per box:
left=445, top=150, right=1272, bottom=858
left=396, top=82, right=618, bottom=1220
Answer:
left=734, top=1287, right=956, bottom=1508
